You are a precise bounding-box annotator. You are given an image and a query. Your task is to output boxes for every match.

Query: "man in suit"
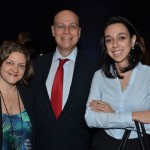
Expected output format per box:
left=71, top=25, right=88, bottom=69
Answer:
left=31, top=9, right=98, bottom=150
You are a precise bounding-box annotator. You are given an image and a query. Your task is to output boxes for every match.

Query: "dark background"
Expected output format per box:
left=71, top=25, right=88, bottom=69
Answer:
left=0, top=0, right=149, bottom=60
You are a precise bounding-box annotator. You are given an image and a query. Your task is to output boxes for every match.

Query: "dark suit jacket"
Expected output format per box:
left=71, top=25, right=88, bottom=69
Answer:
left=31, top=50, right=99, bottom=150
left=0, top=84, right=36, bottom=150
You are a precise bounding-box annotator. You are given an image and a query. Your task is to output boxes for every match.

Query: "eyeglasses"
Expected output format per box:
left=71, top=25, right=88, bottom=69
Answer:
left=54, top=23, right=79, bottom=31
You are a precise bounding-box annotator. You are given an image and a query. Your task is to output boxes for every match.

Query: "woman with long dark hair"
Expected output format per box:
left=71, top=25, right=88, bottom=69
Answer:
left=85, top=16, right=150, bottom=150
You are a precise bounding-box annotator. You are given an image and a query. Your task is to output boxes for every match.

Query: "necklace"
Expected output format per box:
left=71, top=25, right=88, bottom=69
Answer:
left=0, top=90, right=23, bottom=150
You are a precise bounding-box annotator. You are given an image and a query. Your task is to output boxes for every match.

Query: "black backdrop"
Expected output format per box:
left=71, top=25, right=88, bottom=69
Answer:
left=0, top=0, right=149, bottom=60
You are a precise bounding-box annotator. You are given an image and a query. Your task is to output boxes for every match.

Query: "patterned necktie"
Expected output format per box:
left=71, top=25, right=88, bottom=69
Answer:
left=51, top=59, right=69, bottom=119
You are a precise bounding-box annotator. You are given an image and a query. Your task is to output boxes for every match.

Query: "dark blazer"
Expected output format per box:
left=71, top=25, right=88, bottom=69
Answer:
left=31, top=50, right=99, bottom=150
left=0, top=84, right=36, bottom=150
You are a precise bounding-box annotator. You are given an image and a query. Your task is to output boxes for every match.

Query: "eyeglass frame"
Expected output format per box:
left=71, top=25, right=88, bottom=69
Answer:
left=53, top=23, right=80, bottom=31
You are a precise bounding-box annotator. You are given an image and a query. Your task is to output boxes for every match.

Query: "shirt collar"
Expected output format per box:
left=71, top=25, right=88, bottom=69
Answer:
left=53, top=47, right=77, bottom=62
left=136, top=62, right=142, bottom=70
left=110, top=62, right=142, bottom=75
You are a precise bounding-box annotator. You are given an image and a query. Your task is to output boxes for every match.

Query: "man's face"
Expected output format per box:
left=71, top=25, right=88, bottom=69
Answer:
left=51, top=10, right=81, bottom=52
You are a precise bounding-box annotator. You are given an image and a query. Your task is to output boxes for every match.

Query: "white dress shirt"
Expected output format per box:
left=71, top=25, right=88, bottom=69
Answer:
left=85, top=62, right=150, bottom=139
left=46, top=48, right=77, bottom=109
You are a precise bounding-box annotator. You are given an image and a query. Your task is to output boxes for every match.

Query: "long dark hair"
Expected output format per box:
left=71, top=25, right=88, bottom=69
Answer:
left=100, top=16, right=142, bottom=79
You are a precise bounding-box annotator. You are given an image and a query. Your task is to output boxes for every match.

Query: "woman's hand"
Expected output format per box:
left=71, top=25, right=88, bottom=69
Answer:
left=132, top=110, right=150, bottom=124
left=89, top=100, right=115, bottom=113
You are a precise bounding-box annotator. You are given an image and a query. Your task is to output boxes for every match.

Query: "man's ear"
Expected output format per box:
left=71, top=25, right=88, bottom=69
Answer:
left=51, top=25, right=55, bottom=37
left=78, top=27, right=81, bottom=38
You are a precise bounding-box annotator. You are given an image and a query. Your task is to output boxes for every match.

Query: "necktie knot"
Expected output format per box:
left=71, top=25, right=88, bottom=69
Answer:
left=59, top=58, right=69, bottom=66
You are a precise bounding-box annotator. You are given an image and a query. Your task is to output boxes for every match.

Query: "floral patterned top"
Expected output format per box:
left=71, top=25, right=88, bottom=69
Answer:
left=2, top=110, right=32, bottom=150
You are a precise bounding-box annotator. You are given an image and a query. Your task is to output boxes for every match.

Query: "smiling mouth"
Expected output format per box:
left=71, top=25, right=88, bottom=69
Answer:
left=9, top=73, right=18, bottom=76
left=61, top=36, right=72, bottom=40
left=113, top=50, right=122, bottom=55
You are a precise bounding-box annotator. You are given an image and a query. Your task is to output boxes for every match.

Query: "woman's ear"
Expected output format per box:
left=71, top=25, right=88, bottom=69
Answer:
left=131, top=35, right=137, bottom=47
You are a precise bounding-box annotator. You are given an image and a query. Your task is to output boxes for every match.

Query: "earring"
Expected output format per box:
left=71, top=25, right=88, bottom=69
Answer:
left=132, top=46, right=134, bottom=49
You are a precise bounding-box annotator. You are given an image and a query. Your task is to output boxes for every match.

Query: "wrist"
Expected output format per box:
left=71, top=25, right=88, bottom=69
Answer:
left=132, top=112, right=140, bottom=121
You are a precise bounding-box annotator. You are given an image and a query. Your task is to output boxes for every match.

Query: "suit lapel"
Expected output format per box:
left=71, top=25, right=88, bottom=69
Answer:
left=35, top=53, right=57, bottom=122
